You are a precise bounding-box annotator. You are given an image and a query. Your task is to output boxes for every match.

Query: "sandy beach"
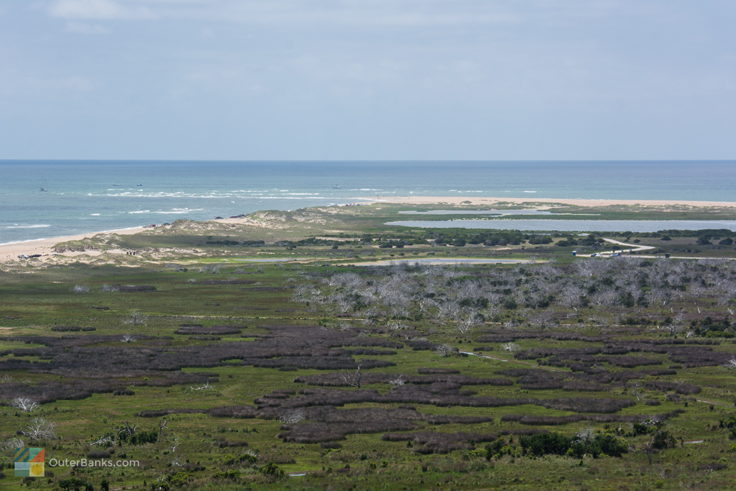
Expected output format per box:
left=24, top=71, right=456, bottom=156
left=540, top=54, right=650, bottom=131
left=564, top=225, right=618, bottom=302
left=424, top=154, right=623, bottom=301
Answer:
left=363, top=196, right=736, bottom=208
left=3, top=195, right=735, bottom=265
left=0, top=226, right=148, bottom=263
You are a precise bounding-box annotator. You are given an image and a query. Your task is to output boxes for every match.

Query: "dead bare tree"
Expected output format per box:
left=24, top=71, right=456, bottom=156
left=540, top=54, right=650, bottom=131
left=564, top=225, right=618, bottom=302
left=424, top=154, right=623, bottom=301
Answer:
left=91, top=435, right=114, bottom=447
left=21, top=418, right=56, bottom=440
left=502, top=342, right=520, bottom=353
left=1, top=437, right=25, bottom=451
left=435, top=344, right=457, bottom=357
left=302, top=260, right=736, bottom=332
left=279, top=409, right=306, bottom=424
left=388, top=375, right=406, bottom=387
left=125, top=311, right=147, bottom=326
left=11, top=397, right=39, bottom=412
left=340, top=365, right=362, bottom=387
left=189, top=381, right=214, bottom=392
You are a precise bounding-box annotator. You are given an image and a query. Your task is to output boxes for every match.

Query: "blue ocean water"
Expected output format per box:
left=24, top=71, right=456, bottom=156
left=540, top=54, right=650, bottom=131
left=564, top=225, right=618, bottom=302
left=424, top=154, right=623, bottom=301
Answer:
left=1, top=160, right=735, bottom=243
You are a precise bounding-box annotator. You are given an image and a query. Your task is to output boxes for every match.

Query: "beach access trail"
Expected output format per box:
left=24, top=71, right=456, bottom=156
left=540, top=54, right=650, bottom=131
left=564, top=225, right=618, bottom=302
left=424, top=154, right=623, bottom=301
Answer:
left=598, top=238, right=656, bottom=255
left=586, top=238, right=736, bottom=261
left=3, top=195, right=736, bottom=266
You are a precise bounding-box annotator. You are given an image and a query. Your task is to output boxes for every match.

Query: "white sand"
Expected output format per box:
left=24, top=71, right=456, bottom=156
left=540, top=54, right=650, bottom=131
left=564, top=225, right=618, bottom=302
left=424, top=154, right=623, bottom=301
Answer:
left=3, top=195, right=733, bottom=265
left=0, top=226, right=148, bottom=263
left=363, top=196, right=736, bottom=208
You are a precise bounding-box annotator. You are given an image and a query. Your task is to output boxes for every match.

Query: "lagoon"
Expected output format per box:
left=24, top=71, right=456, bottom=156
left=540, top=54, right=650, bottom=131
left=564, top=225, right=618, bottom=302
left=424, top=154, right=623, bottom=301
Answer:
left=350, top=258, right=535, bottom=266
left=387, top=219, right=736, bottom=232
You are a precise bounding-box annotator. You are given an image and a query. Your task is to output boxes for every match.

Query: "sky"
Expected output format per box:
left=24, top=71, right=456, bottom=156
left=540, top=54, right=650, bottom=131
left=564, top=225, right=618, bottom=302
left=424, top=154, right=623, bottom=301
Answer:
left=1, top=0, right=735, bottom=160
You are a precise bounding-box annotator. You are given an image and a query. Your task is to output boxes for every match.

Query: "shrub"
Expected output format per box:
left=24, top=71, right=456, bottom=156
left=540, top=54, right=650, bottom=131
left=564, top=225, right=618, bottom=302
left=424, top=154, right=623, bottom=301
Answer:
left=59, top=478, right=93, bottom=490
left=521, top=431, right=627, bottom=458
left=259, top=462, right=284, bottom=478
left=521, top=433, right=572, bottom=456
left=116, top=423, right=158, bottom=445
left=719, top=415, right=736, bottom=439
left=224, top=453, right=257, bottom=465
left=485, top=438, right=517, bottom=460
left=651, top=430, right=677, bottom=450
left=632, top=422, right=656, bottom=435
left=570, top=433, right=628, bottom=458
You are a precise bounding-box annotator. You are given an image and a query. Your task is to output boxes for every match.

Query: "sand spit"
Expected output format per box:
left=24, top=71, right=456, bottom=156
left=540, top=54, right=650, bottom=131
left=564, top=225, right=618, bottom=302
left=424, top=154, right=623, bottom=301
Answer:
left=3, top=195, right=734, bottom=266
left=363, top=196, right=736, bottom=209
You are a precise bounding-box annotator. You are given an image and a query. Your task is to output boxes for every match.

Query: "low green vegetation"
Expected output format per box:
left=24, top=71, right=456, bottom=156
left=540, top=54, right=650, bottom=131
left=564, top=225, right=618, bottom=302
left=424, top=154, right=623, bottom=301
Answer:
left=1, top=202, right=736, bottom=489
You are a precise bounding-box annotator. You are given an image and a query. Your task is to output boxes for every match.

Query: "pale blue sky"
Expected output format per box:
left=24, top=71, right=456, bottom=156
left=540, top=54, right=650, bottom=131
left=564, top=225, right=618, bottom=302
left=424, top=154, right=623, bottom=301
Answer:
left=1, top=0, right=735, bottom=160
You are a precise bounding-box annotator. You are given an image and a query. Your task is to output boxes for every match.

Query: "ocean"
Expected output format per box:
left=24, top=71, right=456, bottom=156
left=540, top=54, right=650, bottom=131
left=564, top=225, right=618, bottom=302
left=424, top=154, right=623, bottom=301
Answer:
left=1, top=160, right=735, bottom=243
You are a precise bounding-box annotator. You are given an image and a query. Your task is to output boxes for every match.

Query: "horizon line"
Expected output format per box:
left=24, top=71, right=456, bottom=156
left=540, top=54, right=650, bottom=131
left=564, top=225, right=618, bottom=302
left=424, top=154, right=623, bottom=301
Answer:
left=1, top=159, right=735, bottom=163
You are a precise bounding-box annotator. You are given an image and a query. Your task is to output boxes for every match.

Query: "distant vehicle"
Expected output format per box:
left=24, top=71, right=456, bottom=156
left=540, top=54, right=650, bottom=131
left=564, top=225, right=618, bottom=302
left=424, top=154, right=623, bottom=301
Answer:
left=590, top=253, right=598, bottom=257
left=571, top=250, right=577, bottom=256
left=611, top=253, right=621, bottom=257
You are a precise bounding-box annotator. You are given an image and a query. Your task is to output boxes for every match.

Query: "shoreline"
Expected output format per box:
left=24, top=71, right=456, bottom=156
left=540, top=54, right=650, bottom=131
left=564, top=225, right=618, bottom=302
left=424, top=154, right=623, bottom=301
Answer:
left=0, top=226, right=148, bottom=247
left=0, top=226, right=148, bottom=263
left=362, top=196, right=736, bottom=208
left=3, top=195, right=736, bottom=264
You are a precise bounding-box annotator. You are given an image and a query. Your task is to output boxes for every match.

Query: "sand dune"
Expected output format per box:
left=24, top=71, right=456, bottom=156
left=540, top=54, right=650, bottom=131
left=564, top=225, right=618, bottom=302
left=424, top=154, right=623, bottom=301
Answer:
left=363, top=196, right=736, bottom=208
left=0, top=226, right=147, bottom=263
left=3, top=195, right=734, bottom=265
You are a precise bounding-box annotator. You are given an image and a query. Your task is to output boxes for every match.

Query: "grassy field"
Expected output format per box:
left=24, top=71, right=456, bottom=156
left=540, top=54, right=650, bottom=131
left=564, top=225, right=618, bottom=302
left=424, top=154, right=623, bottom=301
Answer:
left=1, top=203, right=736, bottom=490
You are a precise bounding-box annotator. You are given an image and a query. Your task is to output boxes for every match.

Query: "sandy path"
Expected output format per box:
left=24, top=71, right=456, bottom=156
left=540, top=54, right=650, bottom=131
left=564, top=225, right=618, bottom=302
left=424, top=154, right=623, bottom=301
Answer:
left=597, top=238, right=657, bottom=255
left=364, top=196, right=736, bottom=208
left=3, top=195, right=734, bottom=265
left=582, top=238, right=736, bottom=261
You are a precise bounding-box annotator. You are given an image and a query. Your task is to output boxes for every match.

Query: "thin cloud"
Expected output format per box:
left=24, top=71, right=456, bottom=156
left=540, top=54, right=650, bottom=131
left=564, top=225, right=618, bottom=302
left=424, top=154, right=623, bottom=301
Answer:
left=48, top=0, right=156, bottom=20
left=46, top=0, right=520, bottom=26
left=187, top=1, right=522, bottom=27
left=42, top=0, right=666, bottom=28
left=65, top=21, right=111, bottom=33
